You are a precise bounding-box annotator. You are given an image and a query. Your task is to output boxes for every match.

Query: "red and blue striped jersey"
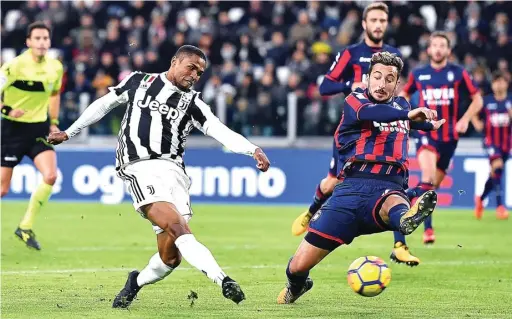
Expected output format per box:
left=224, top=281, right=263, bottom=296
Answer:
left=480, top=94, right=512, bottom=153
left=402, top=63, right=478, bottom=142
left=336, top=89, right=412, bottom=176
left=325, top=42, right=402, bottom=96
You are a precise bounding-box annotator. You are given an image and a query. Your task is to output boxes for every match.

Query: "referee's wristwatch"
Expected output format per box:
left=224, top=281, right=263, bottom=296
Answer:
left=51, top=118, right=59, bottom=126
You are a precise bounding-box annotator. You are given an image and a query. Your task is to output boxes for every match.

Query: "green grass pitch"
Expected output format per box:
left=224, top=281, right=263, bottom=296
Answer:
left=2, top=202, right=511, bottom=318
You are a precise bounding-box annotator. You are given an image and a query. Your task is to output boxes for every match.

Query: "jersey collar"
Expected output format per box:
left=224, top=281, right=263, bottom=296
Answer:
left=160, top=72, right=191, bottom=93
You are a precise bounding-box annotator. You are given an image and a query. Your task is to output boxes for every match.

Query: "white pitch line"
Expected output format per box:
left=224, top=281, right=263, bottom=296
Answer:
left=2, top=260, right=512, bottom=276
left=56, top=244, right=260, bottom=252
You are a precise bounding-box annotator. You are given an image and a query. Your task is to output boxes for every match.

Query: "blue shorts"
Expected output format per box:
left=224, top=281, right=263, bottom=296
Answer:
left=415, top=136, right=458, bottom=173
left=306, top=176, right=408, bottom=250
left=485, top=144, right=510, bottom=163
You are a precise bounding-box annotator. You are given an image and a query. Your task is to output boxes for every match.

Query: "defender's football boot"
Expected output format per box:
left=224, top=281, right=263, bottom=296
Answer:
left=399, top=190, right=437, bottom=235
left=390, top=242, right=420, bottom=266
left=496, top=205, right=509, bottom=220
left=292, top=211, right=313, bottom=236
left=474, top=196, right=484, bottom=220
left=277, top=278, right=314, bottom=304
left=423, top=228, right=436, bottom=245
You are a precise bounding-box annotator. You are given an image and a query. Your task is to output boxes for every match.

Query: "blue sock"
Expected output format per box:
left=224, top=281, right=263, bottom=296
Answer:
left=493, top=168, right=503, bottom=206
left=308, top=185, right=331, bottom=214
left=387, top=204, right=409, bottom=232
left=286, top=259, right=309, bottom=294
left=480, top=177, right=494, bottom=200
left=424, top=215, right=433, bottom=230
left=406, top=182, right=434, bottom=200
left=393, top=231, right=407, bottom=245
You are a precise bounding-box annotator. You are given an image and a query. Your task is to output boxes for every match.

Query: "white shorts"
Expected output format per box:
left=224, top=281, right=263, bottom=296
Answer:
left=117, top=159, right=193, bottom=234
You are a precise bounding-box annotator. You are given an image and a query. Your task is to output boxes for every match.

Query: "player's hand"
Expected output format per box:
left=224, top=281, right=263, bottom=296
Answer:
left=455, top=118, right=469, bottom=133
left=49, top=124, right=60, bottom=134
left=47, top=131, right=69, bottom=145
left=253, top=148, right=270, bottom=172
left=9, top=109, right=25, bottom=118
left=408, top=107, right=437, bottom=122
left=430, top=119, right=446, bottom=130
left=351, top=82, right=367, bottom=91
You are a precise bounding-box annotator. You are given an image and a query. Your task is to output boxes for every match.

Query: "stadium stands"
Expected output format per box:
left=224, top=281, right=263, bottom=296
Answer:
left=2, top=1, right=511, bottom=138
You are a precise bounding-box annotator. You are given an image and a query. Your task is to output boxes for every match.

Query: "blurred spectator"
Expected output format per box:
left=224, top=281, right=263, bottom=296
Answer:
left=2, top=1, right=509, bottom=137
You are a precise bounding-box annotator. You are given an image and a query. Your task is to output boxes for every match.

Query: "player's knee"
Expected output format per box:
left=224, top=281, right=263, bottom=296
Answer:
left=43, top=172, right=57, bottom=185
left=288, top=257, right=309, bottom=274
left=160, top=252, right=182, bottom=268
left=165, top=223, right=190, bottom=240
left=321, top=176, right=338, bottom=194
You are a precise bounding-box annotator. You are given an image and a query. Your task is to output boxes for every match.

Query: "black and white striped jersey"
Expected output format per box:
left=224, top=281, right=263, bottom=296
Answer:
left=65, top=71, right=258, bottom=171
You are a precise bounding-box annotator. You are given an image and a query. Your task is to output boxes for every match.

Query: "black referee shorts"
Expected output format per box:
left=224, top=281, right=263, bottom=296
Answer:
left=1, top=117, right=54, bottom=168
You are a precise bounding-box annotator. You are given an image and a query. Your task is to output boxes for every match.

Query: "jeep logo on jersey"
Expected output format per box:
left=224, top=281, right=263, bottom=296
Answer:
left=137, top=96, right=180, bottom=120
left=373, top=120, right=410, bottom=133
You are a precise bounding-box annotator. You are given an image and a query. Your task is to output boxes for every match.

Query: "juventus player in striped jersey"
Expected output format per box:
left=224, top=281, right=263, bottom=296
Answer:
left=48, top=45, right=270, bottom=307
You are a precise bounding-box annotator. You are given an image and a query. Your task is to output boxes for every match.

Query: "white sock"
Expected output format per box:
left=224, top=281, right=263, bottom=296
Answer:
left=136, top=252, right=174, bottom=287
left=175, top=234, right=227, bottom=286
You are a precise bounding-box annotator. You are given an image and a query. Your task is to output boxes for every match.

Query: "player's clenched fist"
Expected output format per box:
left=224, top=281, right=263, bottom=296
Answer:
left=407, top=107, right=437, bottom=122
left=253, top=148, right=270, bottom=172
left=47, top=131, right=69, bottom=145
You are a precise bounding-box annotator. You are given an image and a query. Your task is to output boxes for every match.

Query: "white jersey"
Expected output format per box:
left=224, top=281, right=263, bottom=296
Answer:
left=65, top=71, right=258, bottom=171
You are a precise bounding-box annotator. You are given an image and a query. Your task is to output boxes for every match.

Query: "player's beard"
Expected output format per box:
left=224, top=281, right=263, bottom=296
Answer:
left=366, top=29, right=384, bottom=45
left=431, top=54, right=448, bottom=65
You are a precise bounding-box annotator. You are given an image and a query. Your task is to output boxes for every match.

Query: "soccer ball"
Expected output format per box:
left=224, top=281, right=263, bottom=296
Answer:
left=347, top=256, right=391, bottom=297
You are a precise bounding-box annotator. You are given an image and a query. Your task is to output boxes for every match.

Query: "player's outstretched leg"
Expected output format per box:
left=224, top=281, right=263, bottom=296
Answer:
left=292, top=175, right=339, bottom=236
left=277, top=239, right=330, bottom=304
left=389, top=186, right=430, bottom=266
left=113, top=202, right=244, bottom=308
left=112, top=233, right=178, bottom=308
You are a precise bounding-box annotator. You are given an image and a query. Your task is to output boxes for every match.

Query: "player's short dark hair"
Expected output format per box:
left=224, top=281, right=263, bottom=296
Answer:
left=363, top=2, right=389, bottom=20
left=491, top=70, right=506, bottom=82
left=429, top=31, right=451, bottom=48
left=26, top=21, right=51, bottom=39
left=369, top=52, right=404, bottom=76
left=174, top=45, right=207, bottom=63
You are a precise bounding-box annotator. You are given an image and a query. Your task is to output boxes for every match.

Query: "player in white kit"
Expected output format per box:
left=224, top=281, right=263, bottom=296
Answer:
left=48, top=45, right=270, bottom=307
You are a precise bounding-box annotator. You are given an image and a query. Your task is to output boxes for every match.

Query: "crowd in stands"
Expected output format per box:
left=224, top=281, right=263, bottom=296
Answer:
left=2, top=1, right=511, bottom=137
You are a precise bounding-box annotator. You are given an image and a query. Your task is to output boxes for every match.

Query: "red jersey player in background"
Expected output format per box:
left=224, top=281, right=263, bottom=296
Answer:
left=401, top=31, right=483, bottom=244
left=472, top=71, right=511, bottom=220
left=291, top=2, right=423, bottom=267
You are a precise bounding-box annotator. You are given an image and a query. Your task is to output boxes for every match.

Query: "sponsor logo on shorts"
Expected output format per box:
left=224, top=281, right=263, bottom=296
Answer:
left=311, top=211, right=322, bottom=222
left=147, top=185, right=155, bottom=195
